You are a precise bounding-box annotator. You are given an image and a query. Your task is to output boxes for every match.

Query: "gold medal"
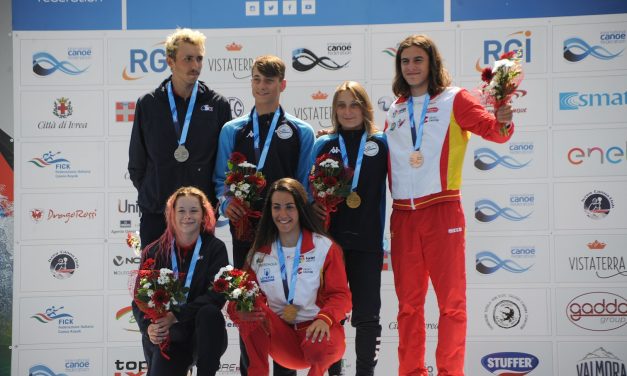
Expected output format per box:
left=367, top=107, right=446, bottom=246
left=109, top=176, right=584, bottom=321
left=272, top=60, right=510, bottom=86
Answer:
left=282, top=304, right=299, bottom=323
left=174, top=145, right=189, bottom=162
left=346, top=191, right=361, bottom=209
left=409, top=150, right=424, bottom=168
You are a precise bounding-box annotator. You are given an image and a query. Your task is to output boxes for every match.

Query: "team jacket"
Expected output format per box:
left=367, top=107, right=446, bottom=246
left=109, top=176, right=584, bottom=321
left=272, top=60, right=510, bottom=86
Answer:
left=312, top=130, right=388, bottom=251
left=213, top=106, right=315, bottom=214
left=132, top=232, right=229, bottom=335
left=385, top=87, right=514, bottom=210
left=128, top=77, right=232, bottom=214
left=248, top=230, right=352, bottom=326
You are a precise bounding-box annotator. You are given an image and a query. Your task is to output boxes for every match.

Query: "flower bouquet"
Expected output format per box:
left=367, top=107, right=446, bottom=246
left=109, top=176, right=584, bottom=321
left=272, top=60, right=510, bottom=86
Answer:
left=133, top=258, right=188, bottom=360
left=126, top=231, right=141, bottom=256
left=224, top=152, right=267, bottom=241
left=477, top=50, right=524, bottom=136
left=309, top=153, right=354, bottom=229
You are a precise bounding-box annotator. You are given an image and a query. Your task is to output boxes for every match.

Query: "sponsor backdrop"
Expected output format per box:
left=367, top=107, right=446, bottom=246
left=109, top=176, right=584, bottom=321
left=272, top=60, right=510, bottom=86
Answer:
left=11, top=0, right=627, bottom=375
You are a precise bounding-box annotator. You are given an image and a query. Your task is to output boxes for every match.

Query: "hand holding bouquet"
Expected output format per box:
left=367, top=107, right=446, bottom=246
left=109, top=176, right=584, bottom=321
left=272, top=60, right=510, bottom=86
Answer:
left=309, top=153, right=353, bottom=229
left=133, top=258, right=188, bottom=359
left=212, top=265, right=260, bottom=312
left=477, top=50, right=524, bottom=136
left=224, top=152, right=266, bottom=241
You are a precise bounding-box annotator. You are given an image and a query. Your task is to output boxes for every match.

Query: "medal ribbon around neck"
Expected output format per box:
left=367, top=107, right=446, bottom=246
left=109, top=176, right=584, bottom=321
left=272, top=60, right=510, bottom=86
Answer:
left=170, top=236, right=202, bottom=301
left=276, top=232, right=303, bottom=304
left=337, top=131, right=367, bottom=195
left=252, top=107, right=281, bottom=172
left=167, top=80, right=199, bottom=148
left=407, top=94, right=430, bottom=151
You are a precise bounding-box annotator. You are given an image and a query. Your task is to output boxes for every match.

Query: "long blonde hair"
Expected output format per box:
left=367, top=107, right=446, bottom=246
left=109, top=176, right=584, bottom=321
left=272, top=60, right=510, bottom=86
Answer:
left=331, top=81, right=378, bottom=135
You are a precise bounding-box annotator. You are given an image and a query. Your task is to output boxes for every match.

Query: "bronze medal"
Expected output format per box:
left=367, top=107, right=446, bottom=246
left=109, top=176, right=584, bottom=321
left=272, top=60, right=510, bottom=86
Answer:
left=282, top=304, right=299, bottom=323
left=174, top=145, right=189, bottom=162
left=409, top=150, right=424, bottom=168
left=346, top=191, right=361, bottom=209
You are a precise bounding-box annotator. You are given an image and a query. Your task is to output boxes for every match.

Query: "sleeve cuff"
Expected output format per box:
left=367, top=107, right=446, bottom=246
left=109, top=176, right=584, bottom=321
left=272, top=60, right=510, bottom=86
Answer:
left=316, top=312, right=334, bottom=327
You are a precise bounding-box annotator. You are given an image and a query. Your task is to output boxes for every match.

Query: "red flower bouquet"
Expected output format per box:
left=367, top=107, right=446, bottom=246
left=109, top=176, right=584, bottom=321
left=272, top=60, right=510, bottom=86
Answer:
left=224, top=152, right=267, bottom=241
left=133, top=258, right=188, bottom=360
left=212, top=265, right=260, bottom=312
left=477, top=50, right=524, bottom=136
left=309, top=153, right=353, bottom=229
left=126, top=231, right=141, bottom=256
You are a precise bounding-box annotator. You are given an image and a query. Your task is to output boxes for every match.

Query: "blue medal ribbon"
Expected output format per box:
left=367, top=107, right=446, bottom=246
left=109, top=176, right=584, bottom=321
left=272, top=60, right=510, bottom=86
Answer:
left=337, top=131, right=367, bottom=193
left=170, top=236, right=202, bottom=301
left=252, top=107, right=281, bottom=171
left=276, top=232, right=303, bottom=304
left=167, top=80, right=199, bottom=147
left=407, top=94, right=430, bottom=151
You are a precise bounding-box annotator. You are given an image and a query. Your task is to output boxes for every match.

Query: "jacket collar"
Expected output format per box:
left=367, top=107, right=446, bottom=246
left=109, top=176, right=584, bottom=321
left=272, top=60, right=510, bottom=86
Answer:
left=257, top=229, right=315, bottom=255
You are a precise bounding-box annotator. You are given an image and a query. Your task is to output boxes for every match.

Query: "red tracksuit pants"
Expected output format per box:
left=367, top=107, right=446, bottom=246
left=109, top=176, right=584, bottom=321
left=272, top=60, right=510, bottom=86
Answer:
left=239, top=305, right=346, bottom=376
left=390, top=200, right=467, bottom=376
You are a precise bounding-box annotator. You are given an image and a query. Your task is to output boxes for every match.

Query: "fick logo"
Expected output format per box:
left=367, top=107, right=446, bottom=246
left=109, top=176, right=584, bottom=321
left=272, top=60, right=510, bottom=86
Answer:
left=481, top=352, right=539, bottom=375
left=476, top=30, right=532, bottom=71
left=116, top=306, right=140, bottom=332
left=122, top=42, right=167, bottom=80
left=31, top=305, right=73, bottom=324
left=28, top=151, right=70, bottom=169
left=567, top=292, right=627, bottom=331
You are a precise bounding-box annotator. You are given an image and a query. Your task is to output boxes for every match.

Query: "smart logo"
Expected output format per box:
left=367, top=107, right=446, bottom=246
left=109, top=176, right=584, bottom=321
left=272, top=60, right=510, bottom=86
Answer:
left=481, top=352, right=539, bottom=375
left=477, top=30, right=532, bottom=70
left=32, top=51, right=89, bottom=76
left=292, top=48, right=349, bottom=72
left=475, top=251, right=533, bottom=274
left=563, top=37, right=624, bottom=62
left=28, top=364, right=68, bottom=376
left=474, top=199, right=532, bottom=222
left=474, top=147, right=531, bottom=170
left=122, top=43, right=167, bottom=80
left=559, top=91, right=627, bottom=110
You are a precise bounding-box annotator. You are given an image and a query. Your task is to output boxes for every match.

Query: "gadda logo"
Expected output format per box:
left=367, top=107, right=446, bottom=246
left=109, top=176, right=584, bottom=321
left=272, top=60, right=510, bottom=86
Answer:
left=567, top=292, right=627, bottom=331
left=481, top=352, right=539, bottom=375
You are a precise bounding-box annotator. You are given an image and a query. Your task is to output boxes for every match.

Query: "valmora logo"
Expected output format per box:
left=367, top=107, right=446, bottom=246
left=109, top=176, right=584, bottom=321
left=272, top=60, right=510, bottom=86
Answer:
left=576, top=347, right=626, bottom=376
left=481, top=352, right=539, bottom=375
left=567, top=292, right=627, bottom=331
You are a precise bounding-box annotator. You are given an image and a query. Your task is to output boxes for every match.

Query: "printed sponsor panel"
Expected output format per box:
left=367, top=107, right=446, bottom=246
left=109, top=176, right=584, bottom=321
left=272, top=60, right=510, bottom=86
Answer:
left=371, top=339, right=436, bottom=376
left=18, top=347, right=103, bottom=376
left=202, top=35, right=278, bottom=84
left=556, top=287, right=627, bottom=335
left=370, top=83, right=396, bottom=133
left=467, top=288, right=550, bottom=336
left=19, top=243, right=104, bottom=292
left=107, top=37, right=169, bottom=86
left=553, top=22, right=627, bottom=72
left=553, top=127, right=627, bottom=177
left=281, top=33, right=365, bottom=82
left=557, top=341, right=627, bottom=376
left=553, top=75, right=627, bottom=125
left=20, top=38, right=104, bottom=85
left=20, top=192, right=105, bottom=240
left=462, top=183, right=549, bottom=231
left=19, top=295, right=104, bottom=344
left=211, top=86, right=255, bottom=121
left=20, top=141, right=105, bottom=188
left=553, top=181, right=627, bottom=230
left=20, top=90, right=104, bottom=138
left=106, top=346, right=147, bottom=376
left=466, top=235, right=550, bottom=284
left=459, top=78, right=548, bottom=127
left=370, top=30, right=455, bottom=80
left=466, top=341, right=552, bottom=376
left=107, top=89, right=146, bottom=137
left=554, top=234, right=627, bottom=283
left=108, top=294, right=141, bottom=342
left=108, top=141, right=134, bottom=189
left=108, top=242, right=141, bottom=291
left=460, top=26, right=547, bottom=77
left=463, top=130, right=548, bottom=181
left=280, top=84, right=336, bottom=132
left=381, top=285, right=439, bottom=339
left=108, top=192, right=141, bottom=237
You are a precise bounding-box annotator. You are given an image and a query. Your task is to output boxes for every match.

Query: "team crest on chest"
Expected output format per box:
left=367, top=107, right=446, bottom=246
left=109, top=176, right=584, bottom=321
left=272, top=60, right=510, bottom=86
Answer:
left=364, top=141, right=379, bottom=156
left=276, top=124, right=293, bottom=139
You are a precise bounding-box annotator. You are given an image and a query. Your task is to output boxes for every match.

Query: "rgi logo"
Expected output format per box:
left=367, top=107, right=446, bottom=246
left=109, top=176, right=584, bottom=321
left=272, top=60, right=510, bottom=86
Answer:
left=123, top=43, right=167, bottom=80
left=228, top=97, right=245, bottom=118
left=482, top=30, right=532, bottom=65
